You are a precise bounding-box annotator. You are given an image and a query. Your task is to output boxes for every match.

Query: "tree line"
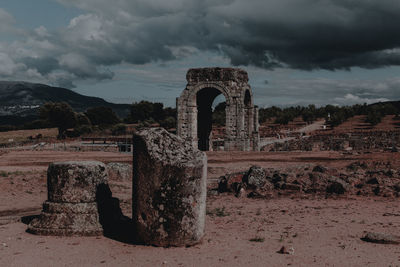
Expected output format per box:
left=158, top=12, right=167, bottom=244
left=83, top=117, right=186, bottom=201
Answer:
left=258, top=102, right=400, bottom=127
left=37, top=101, right=177, bottom=139
left=212, top=102, right=400, bottom=127
left=1, top=100, right=399, bottom=137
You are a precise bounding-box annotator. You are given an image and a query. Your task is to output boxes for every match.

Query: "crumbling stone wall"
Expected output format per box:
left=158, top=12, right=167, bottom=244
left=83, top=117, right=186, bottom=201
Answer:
left=177, top=67, right=260, bottom=151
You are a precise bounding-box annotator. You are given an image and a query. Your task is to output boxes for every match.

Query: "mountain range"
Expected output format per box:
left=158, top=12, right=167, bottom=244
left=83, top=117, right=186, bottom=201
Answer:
left=0, top=81, right=131, bottom=125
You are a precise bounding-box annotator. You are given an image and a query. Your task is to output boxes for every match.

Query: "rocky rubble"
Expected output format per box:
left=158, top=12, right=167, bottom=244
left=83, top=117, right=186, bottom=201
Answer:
left=264, top=131, right=400, bottom=152
left=215, top=161, right=400, bottom=198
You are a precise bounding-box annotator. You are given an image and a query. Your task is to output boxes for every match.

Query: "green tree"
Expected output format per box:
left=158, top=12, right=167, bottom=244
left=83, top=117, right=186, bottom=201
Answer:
left=160, top=116, right=176, bottom=129
left=85, top=106, right=120, bottom=126
left=75, top=112, right=91, bottom=125
left=39, top=102, right=77, bottom=139
left=129, top=101, right=167, bottom=123
left=212, top=102, right=226, bottom=126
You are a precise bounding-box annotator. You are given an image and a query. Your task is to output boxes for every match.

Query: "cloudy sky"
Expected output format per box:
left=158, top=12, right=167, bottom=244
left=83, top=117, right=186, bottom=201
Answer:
left=1, top=0, right=400, bottom=107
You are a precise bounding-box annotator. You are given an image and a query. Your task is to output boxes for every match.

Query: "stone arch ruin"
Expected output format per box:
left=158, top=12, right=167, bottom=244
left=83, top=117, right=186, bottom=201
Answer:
left=177, top=67, right=260, bottom=151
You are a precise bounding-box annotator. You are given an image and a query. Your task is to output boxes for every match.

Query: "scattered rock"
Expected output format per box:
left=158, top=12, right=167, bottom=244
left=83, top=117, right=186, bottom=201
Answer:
left=312, top=165, right=327, bottom=173
left=366, top=177, right=379, bottom=185
left=247, top=191, right=272, bottom=199
left=373, top=186, right=381, bottom=195
left=277, top=246, right=294, bottom=254
left=326, top=177, right=348, bottom=195
left=361, top=232, right=400, bottom=245
left=236, top=188, right=246, bottom=198
left=218, top=172, right=244, bottom=193
left=281, top=183, right=302, bottom=191
left=271, top=172, right=287, bottom=184
left=392, top=183, right=400, bottom=192
left=244, top=165, right=266, bottom=188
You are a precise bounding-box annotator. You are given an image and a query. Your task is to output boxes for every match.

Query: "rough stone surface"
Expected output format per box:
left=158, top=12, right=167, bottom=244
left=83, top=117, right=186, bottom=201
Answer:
left=106, top=162, right=132, bottom=181
left=244, top=165, right=267, bottom=188
left=133, top=128, right=207, bottom=247
left=28, top=161, right=107, bottom=236
left=326, top=177, right=348, bottom=194
left=47, top=161, right=108, bottom=203
left=177, top=67, right=260, bottom=152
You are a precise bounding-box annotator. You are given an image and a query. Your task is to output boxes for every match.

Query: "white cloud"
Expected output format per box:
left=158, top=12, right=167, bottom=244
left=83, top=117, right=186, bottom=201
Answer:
left=334, top=93, right=389, bottom=105
left=34, top=26, right=51, bottom=37
left=0, top=52, right=22, bottom=76
left=0, top=8, right=16, bottom=33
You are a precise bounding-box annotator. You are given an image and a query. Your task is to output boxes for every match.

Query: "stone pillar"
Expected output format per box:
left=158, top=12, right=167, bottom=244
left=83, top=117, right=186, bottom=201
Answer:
left=28, top=161, right=107, bottom=236
left=252, top=107, right=260, bottom=151
left=176, top=97, right=181, bottom=136
left=133, top=128, right=207, bottom=247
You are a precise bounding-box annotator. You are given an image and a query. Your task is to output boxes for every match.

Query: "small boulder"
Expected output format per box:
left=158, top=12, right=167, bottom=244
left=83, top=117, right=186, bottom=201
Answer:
left=326, top=177, right=348, bottom=194
left=312, top=165, right=327, bottom=173
left=366, top=177, right=379, bottom=185
left=218, top=172, right=245, bottom=193
left=244, top=166, right=266, bottom=188
left=361, top=232, right=400, bottom=245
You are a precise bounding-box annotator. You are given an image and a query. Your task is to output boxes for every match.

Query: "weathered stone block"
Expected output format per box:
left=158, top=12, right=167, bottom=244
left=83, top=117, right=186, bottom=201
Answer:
left=47, top=161, right=107, bottom=203
left=28, top=161, right=107, bottom=236
left=133, top=128, right=207, bottom=247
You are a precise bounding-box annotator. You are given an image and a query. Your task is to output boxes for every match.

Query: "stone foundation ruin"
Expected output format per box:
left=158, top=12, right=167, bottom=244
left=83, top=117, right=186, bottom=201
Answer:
left=177, top=67, right=260, bottom=151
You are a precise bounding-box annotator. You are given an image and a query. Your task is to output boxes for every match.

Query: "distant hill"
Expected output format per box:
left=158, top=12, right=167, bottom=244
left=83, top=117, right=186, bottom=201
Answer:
left=370, top=100, right=400, bottom=110
left=0, top=81, right=131, bottom=125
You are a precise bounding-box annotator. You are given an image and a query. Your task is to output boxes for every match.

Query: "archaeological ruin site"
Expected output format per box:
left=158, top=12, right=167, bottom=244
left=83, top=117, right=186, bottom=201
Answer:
left=1, top=67, right=400, bottom=266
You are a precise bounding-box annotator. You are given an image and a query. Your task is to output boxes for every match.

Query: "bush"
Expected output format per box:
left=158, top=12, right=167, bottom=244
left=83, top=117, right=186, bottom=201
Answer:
left=75, top=125, right=93, bottom=135
left=0, top=125, right=17, bottom=132
left=39, top=102, right=76, bottom=138
left=23, top=119, right=51, bottom=130
left=86, top=106, right=120, bottom=126
left=111, top=124, right=127, bottom=135
left=160, top=116, right=176, bottom=129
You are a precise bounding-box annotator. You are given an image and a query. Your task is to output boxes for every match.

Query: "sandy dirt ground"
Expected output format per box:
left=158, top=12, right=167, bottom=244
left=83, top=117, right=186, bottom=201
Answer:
left=0, top=149, right=400, bottom=266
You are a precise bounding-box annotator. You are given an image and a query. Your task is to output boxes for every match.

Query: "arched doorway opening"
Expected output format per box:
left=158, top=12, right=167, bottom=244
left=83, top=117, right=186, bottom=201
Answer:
left=196, top=87, right=226, bottom=151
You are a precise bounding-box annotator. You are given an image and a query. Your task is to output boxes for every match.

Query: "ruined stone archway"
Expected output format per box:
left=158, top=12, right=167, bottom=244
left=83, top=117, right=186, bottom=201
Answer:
left=177, top=67, right=260, bottom=151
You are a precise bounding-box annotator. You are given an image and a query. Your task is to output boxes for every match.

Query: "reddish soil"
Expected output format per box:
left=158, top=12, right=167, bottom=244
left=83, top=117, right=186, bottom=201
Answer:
left=1, top=148, right=400, bottom=266
left=315, top=115, right=400, bottom=135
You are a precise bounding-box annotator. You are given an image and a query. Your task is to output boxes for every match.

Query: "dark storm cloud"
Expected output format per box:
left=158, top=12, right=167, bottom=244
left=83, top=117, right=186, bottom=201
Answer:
left=53, top=0, right=400, bottom=71
left=3, top=0, right=400, bottom=87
